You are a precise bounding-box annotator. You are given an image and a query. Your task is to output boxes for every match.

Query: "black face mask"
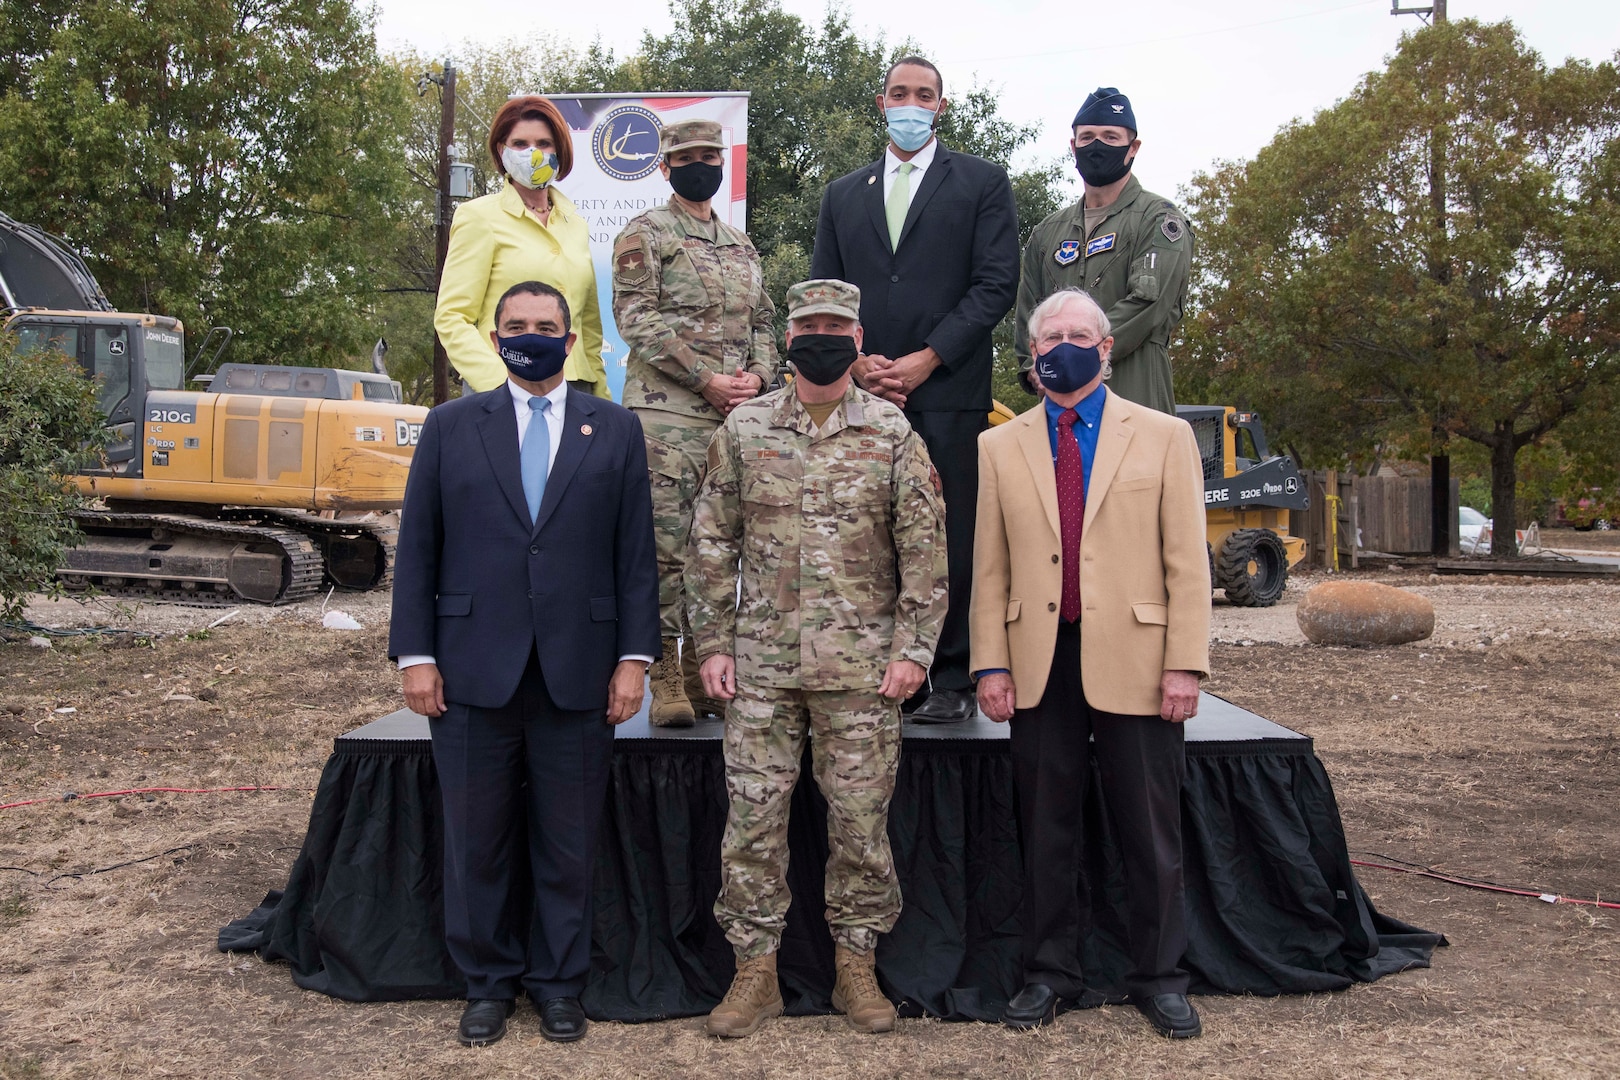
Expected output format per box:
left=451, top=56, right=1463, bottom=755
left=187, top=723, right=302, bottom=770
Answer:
left=668, top=160, right=724, bottom=203
left=1074, top=139, right=1134, bottom=187
left=787, top=334, right=859, bottom=386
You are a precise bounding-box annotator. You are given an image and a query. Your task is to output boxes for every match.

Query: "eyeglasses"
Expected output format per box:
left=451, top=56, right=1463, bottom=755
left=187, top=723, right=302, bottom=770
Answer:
left=1037, top=330, right=1101, bottom=349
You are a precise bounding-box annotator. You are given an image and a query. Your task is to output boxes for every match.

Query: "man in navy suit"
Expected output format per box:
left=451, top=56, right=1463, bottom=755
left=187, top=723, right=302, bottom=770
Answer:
left=810, top=55, right=1020, bottom=723
left=389, top=280, right=659, bottom=1047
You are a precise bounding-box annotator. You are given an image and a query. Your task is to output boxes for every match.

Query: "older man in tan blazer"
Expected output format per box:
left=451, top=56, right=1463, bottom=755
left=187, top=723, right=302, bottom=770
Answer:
left=970, top=287, right=1209, bottom=1038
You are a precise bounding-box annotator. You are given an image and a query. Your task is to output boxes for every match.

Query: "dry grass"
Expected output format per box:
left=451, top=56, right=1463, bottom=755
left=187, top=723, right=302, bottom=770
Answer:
left=2, top=579, right=1618, bottom=1078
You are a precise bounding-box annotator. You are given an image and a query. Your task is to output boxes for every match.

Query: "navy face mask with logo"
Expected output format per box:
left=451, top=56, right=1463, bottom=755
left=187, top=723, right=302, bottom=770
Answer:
left=1034, top=341, right=1103, bottom=394
left=496, top=333, right=569, bottom=382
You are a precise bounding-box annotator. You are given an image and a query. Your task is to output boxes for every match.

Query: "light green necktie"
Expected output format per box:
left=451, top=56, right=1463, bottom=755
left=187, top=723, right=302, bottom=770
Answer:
left=886, top=161, right=916, bottom=250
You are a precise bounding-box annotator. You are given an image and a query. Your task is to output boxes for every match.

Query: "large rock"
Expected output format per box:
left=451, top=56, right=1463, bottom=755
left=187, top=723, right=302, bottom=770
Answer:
left=1296, top=580, right=1435, bottom=646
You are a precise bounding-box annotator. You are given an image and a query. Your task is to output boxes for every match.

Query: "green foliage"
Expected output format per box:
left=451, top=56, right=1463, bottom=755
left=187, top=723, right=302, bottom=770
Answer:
left=1185, top=20, right=1620, bottom=553
left=0, top=0, right=416, bottom=370
left=0, top=333, right=107, bottom=622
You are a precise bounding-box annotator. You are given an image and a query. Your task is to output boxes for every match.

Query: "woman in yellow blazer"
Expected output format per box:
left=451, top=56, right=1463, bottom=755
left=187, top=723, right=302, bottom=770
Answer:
left=434, top=95, right=609, bottom=397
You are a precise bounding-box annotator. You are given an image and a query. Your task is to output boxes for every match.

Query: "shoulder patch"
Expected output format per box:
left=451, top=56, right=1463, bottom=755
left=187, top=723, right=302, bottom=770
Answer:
left=1161, top=216, right=1185, bottom=243
left=614, top=244, right=650, bottom=285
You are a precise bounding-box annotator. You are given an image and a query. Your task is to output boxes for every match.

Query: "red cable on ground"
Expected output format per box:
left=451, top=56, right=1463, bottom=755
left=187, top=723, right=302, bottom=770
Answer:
left=0, top=785, right=290, bottom=811
left=1352, top=858, right=1620, bottom=910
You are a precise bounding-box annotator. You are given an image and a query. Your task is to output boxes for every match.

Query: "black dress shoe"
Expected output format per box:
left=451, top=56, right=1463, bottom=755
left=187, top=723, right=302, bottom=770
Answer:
left=457, top=998, right=515, bottom=1047
left=1132, top=992, right=1202, bottom=1039
left=910, top=688, right=976, bottom=724
left=538, top=996, right=587, bottom=1042
left=1002, top=982, right=1058, bottom=1029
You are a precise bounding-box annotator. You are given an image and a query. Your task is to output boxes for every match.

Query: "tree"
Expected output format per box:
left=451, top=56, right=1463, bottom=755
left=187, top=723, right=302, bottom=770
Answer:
left=1184, top=20, right=1620, bottom=551
left=0, top=0, right=416, bottom=370
left=0, top=334, right=106, bottom=622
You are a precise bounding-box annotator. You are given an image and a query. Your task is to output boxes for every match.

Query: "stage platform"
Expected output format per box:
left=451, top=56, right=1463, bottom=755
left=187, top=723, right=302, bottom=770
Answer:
left=221, top=692, right=1442, bottom=1021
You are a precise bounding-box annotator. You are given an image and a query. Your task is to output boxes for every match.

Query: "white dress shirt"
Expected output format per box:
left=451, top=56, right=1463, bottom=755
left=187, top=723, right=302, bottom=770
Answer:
left=398, top=378, right=653, bottom=673
left=882, top=137, right=938, bottom=207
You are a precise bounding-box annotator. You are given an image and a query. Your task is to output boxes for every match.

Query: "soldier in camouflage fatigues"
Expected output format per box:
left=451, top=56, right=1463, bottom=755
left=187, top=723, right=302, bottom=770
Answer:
left=687, top=280, right=948, bottom=1037
left=612, top=119, right=779, bottom=724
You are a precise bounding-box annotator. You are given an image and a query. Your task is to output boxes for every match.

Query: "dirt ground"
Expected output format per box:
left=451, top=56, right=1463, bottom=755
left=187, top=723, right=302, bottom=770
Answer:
left=1, top=532, right=1616, bottom=1078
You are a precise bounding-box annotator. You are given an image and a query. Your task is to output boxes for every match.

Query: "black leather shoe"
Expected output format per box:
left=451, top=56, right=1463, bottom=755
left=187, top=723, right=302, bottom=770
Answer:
left=538, top=996, right=588, bottom=1042
left=1001, top=982, right=1058, bottom=1029
left=1132, top=992, right=1202, bottom=1039
left=457, top=999, right=515, bottom=1047
left=910, top=688, right=976, bottom=724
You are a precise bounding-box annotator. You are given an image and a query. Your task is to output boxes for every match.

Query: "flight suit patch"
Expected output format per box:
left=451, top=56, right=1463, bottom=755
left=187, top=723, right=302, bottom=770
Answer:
left=1054, top=240, right=1081, bottom=265
left=1085, top=233, right=1116, bottom=257
left=1161, top=216, right=1185, bottom=243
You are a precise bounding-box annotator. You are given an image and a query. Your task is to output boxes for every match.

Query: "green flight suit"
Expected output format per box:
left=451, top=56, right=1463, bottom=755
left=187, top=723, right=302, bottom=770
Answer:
left=1014, top=174, right=1193, bottom=416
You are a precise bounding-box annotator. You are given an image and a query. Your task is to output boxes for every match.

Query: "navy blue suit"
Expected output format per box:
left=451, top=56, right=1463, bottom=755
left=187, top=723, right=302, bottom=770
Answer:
left=389, top=384, right=659, bottom=1002
left=811, top=143, right=1019, bottom=692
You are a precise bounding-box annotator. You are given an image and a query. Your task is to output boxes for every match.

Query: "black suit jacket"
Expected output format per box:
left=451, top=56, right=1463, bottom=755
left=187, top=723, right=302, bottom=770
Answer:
left=810, top=143, right=1019, bottom=412
left=388, top=385, right=660, bottom=712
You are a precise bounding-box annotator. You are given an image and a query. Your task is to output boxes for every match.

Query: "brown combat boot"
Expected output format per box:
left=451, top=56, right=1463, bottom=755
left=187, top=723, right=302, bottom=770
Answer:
left=832, top=945, right=896, bottom=1033
left=706, top=952, right=784, bottom=1038
left=647, top=639, right=695, bottom=727
left=681, top=641, right=725, bottom=718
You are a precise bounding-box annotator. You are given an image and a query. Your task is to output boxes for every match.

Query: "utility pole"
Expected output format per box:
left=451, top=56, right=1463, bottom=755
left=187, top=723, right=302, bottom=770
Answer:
left=1392, top=0, right=1451, bottom=555
left=431, top=62, right=457, bottom=406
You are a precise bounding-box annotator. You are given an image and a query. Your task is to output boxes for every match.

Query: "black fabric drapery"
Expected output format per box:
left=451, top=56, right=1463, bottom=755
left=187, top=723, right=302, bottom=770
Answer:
left=221, top=723, right=1443, bottom=1018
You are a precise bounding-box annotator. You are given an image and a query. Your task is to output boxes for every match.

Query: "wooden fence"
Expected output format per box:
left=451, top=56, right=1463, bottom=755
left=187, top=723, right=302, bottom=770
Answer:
left=1292, top=472, right=1460, bottom=566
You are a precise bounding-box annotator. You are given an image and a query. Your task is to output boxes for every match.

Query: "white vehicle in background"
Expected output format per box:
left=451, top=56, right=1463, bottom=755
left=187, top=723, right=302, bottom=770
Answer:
left=1459, top=507, right=1490, bottom=553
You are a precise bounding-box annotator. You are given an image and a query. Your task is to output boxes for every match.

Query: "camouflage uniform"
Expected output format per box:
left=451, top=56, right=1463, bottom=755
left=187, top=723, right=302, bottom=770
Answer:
left=687, top=282, right=948, bottom=957
left=612, top=119, right=778, bottom=638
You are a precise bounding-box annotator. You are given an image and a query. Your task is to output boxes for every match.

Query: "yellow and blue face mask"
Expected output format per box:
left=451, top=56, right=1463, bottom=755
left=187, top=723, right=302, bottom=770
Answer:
left=502, top=146, right=558, bottom=190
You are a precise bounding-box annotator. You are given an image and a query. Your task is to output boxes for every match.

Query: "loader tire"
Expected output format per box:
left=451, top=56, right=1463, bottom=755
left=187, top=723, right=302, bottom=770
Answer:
left=1218, top=529, right=1288, bottom=608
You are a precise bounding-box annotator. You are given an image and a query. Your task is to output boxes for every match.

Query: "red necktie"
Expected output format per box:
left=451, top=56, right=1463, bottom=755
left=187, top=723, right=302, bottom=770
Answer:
left=1056, top=408, right=1085, bottom=623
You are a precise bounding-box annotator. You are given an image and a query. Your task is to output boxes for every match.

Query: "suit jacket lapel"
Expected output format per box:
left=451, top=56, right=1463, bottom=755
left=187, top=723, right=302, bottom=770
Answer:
left=897, top=144, right=952, bottom=252
left=1085, top=391, right=1134, bottom=533
left=861, top=159, right=890, bottom=253
left=532, top=390, right=598, bottom=535
left=1015, top=408, right=1062, bottom=543
left=477, top=390, right=531, bottom=529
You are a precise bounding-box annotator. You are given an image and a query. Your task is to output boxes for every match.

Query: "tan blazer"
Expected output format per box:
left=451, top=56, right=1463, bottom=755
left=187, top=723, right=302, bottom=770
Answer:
left=970, top=389, right=1211, bottom=715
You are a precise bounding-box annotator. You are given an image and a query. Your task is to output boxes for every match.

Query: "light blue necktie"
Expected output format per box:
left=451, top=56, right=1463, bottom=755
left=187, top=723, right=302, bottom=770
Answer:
left=520, top=396, right=550, bottom=525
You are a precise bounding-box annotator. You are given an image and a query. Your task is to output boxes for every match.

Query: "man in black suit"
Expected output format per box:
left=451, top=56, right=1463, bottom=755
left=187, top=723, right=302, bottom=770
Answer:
left=810, top=55, right=1020, bottom=723
left=389, top=281, right=659, bottom=1047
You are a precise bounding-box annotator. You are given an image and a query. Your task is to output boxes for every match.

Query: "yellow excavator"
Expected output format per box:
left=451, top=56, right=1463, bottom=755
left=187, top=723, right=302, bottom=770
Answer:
left=1, top=211, right=424, bottom=604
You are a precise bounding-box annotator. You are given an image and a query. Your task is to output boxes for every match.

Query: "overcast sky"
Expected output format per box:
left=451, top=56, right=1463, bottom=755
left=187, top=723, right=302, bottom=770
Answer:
left=373, top=0, right=1620, bottom=203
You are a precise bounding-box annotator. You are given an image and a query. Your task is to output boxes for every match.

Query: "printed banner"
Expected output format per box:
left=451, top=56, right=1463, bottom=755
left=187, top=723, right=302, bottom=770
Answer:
left=548, top=93, right=750, bottom=402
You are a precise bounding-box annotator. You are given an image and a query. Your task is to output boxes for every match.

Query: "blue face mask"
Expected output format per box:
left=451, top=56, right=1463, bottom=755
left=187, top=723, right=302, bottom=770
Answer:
left=1034, top=341, right=1103, bottom=394
left=885, top=105, right=938, bottom=153
left=496, top=332, right=569, bottom=382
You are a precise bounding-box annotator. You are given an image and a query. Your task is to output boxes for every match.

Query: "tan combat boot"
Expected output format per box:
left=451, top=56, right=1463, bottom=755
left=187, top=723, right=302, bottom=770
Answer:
left=706, top=952, right=784, bottom=1038
left=647, top=639, right=695, bottom=727
left=832, top=945, right=896, bottom=1033
left=681, top=641, right=724, bottom=718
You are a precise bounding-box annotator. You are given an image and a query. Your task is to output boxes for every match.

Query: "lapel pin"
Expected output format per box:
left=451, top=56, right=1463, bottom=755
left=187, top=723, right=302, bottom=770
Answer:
left=867, top=175, right=876, bottom=185
left=580, top=424, right=592, bottom=436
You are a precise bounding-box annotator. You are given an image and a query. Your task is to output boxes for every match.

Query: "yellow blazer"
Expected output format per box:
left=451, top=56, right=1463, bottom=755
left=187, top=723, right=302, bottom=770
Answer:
left=970, top=388, right=1211, bottom=714
left=433, top=184, right=608, bottom=396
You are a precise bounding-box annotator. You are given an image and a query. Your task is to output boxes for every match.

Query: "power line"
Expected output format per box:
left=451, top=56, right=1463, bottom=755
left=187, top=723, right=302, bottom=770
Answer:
left=944, top=0, right=1385, bottom=67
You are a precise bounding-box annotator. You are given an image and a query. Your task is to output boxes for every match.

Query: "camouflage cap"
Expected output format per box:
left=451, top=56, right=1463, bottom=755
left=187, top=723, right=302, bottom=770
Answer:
left=659, top=119, right=726, bottom=155
left=785, top=279, right=861, bottom=322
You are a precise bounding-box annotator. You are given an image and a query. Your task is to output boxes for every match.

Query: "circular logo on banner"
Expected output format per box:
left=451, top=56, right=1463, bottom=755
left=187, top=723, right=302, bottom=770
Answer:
left=593, top=106, right=662, bottom=181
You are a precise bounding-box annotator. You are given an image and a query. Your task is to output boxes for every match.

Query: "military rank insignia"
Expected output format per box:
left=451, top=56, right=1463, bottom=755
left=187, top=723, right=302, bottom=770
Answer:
left=1054, top=240, right=1081, bottom=265
left=1085, top=233, right=1116, bottom=257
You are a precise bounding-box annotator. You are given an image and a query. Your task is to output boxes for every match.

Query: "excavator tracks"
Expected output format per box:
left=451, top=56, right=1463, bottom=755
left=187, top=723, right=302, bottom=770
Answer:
left=59, top=511, right=325, bottom=606
left=226, top=508, right=397, bottom=592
